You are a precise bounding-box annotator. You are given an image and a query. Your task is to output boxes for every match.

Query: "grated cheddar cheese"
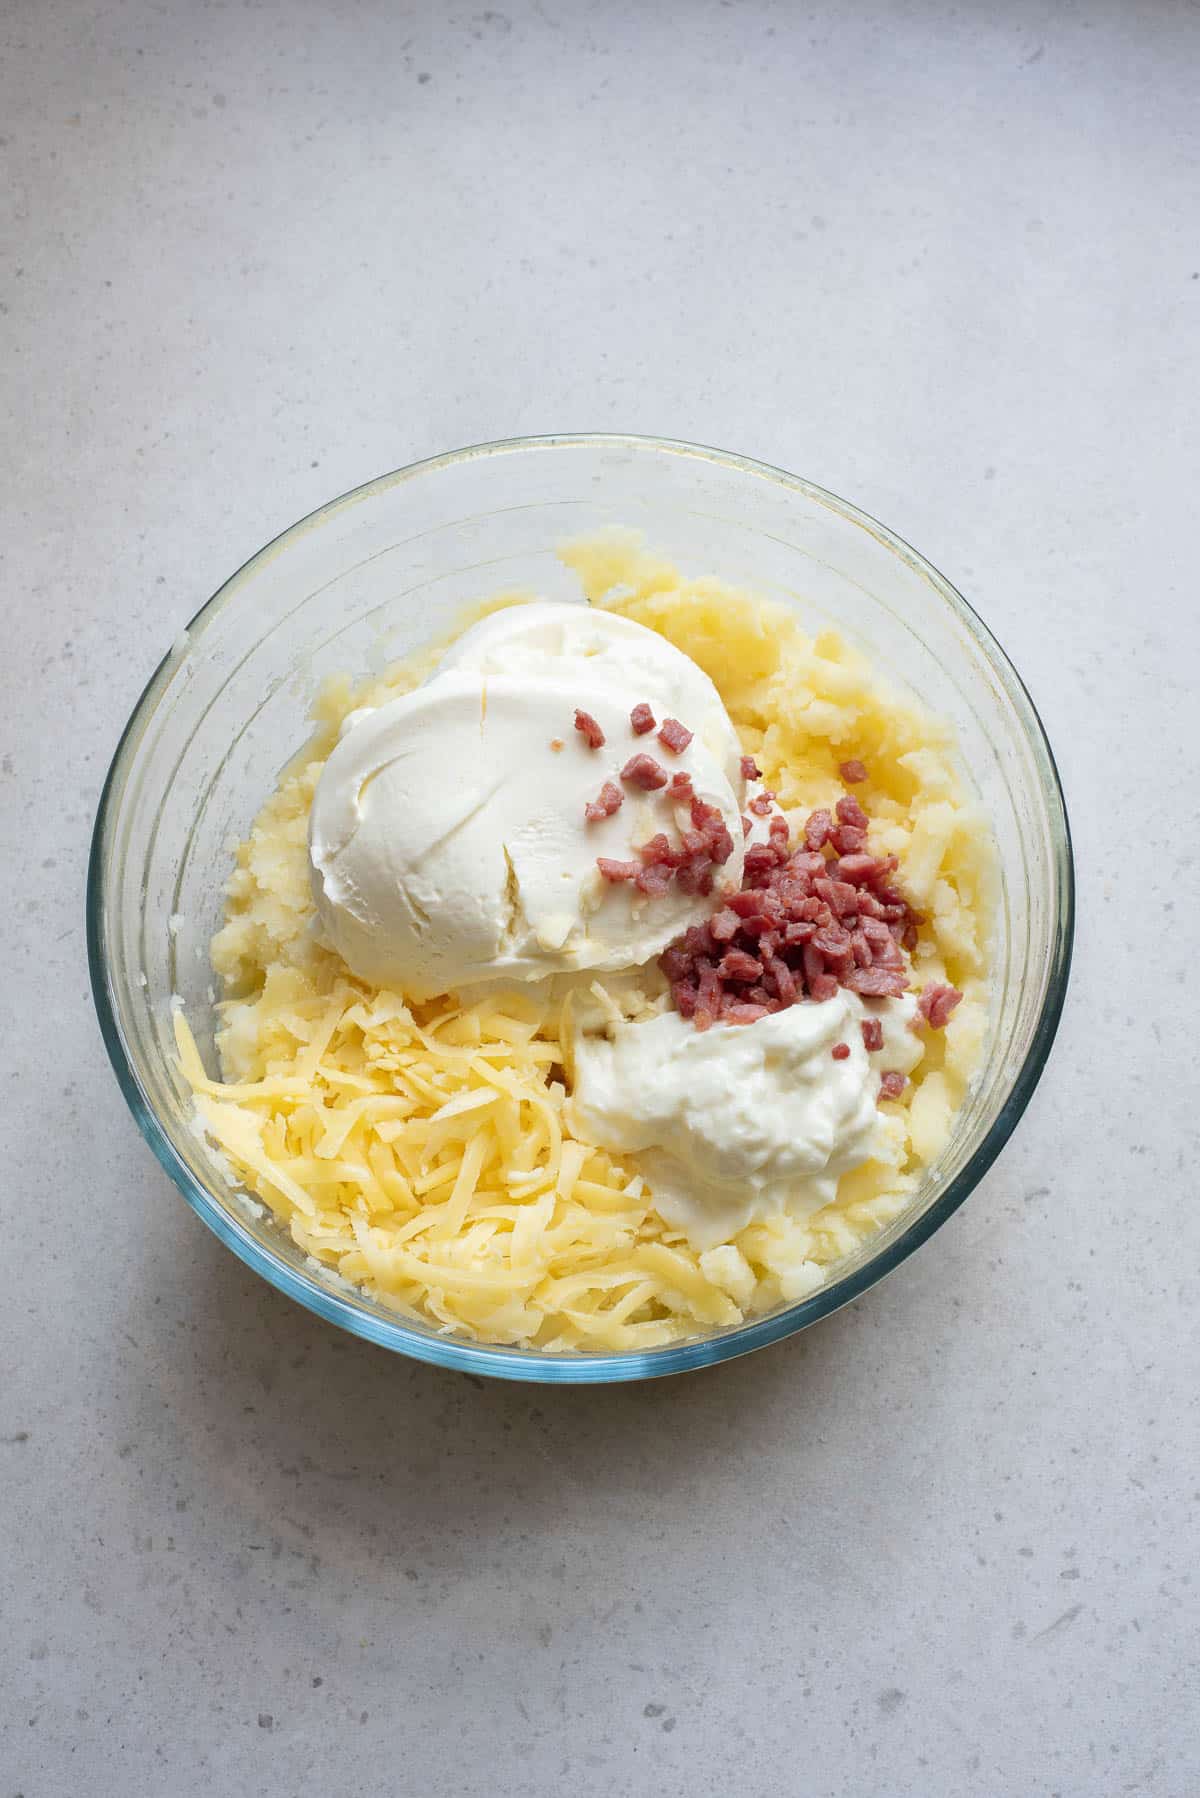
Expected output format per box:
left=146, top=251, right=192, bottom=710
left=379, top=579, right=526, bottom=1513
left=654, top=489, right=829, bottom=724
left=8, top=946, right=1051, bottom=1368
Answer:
left=181, top=536, right=995, bottom=1350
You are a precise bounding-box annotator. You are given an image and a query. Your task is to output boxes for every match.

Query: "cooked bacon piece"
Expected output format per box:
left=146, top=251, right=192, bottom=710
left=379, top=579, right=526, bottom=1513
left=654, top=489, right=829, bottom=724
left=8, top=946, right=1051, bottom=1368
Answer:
left=638, top=833, right=679, bottom=867
left=831, top=1042, right=851, bottom=1061
left=596, top=856, right=638, bottom=882
left=740, top=754, right=762, bottom=782
left=918, top=983, right=964, bottom=1029
left=839, top=759, right=869, bottom=784
left=804, top=808, right=833, bottom=851
left=836, top=853, right=879, bottom=885
left=668, top=771, right=695, bottom=803
left=658, top=717, right=693, bottom=754
left=741, top=814, right=753, bottom=837
left=574, top=709, right=605, bottom=748
left=879, top=1071, right=907, bottom=1101
left=747, top=792, right=774, bottom=818
left=630, top=702, right=656, bottom=735
left=659, top=791, right=926, bottom=1027
left=718, top=949, right=762, bottom=982
left=634, top=861, right=674, bottom=896
left=584, top=780, right=623, bottom=822
left=621, top=752, right=669, bottom=791
left=846, top=965, right=908, bottom=997
left=726, top=1002, right=770, bottom=1025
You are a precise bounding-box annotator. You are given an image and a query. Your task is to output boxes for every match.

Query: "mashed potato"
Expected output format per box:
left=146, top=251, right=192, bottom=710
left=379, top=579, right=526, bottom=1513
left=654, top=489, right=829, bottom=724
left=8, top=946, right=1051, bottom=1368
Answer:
left=181, top=536, right=994, bottom=1350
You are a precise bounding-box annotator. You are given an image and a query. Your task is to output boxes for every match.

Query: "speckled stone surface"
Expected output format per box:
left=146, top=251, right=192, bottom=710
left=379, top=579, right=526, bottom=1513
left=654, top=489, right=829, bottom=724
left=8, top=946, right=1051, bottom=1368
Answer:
left=3, top=1, right=1198, bottom=1793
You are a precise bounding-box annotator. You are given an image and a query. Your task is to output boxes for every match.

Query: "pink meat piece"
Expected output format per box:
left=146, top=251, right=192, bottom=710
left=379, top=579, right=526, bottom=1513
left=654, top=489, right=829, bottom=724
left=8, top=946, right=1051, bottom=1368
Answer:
left=804, top=809, right=833, bottom=851
left=809, top=973, right=839, bottom=1002
left=718, top=949, right=762, bottom=982
left=748, top=793, right=774, bottom=818
left=596, top=857, right=638, bottom=882
left=621, top=753, right=669, bottom=791
left=835, top=794, right=869, bottom=830
left=635, top=862, right=674, bottom=896
left=879, top=1071, right=907, bottom=1101
left=710, top=908, right=741, bottom=942
left=838, top=759, right=869, bottom=784
left=630, top=702, right=656, bottom=735
left=668, top=772, right=695, bottom=803
left=725, top=1002, right=770, bottom=1025
left=860, top=1017, right=884, bottom=1052
left=574, top=709, right=605, bottom=749
left=638, top=832, right=681, bottom=868
left=740, top=754, right=762, bottom=782
left=836, top=853, right=879, bottom=886
left=845, top=965, right=908, bottom=997
left=831, top=1042, right=851, bottom=1061
left=832, top=824, right=868, bottom=855
left=918, top=983, right=964, bottom=1029
left=658, top=717, right=693, bottom=754
left=584, top=780, right=624, bottom=821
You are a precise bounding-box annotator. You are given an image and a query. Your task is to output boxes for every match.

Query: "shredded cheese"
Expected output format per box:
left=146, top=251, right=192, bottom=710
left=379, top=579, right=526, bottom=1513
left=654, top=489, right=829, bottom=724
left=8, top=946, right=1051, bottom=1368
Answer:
left=181, top=536, right=995, bottom=1350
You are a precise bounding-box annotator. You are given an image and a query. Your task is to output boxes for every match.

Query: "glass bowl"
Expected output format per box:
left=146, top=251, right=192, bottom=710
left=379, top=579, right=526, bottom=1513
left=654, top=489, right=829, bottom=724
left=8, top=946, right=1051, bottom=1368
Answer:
left=88, top=434, right=1073, bottom=1382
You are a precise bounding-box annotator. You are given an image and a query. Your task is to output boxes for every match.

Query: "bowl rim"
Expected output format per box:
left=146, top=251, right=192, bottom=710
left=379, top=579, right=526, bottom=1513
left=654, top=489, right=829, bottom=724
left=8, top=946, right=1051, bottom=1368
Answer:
left=87, top=431, right=1075, bottom=1383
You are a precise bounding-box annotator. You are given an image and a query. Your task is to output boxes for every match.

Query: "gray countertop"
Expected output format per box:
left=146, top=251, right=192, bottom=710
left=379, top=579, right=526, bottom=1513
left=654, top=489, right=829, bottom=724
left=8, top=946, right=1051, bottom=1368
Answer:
left=4, top=1, right=1197, bottom=1793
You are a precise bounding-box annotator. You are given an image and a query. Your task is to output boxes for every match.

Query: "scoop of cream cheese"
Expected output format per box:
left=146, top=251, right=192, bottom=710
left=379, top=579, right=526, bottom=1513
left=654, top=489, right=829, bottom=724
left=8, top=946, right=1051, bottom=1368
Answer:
left=566, top=990, right=924, bottom=1250
left=308, top=665, right=746, bottom=999
left=438, top=602, right=746, bottom=786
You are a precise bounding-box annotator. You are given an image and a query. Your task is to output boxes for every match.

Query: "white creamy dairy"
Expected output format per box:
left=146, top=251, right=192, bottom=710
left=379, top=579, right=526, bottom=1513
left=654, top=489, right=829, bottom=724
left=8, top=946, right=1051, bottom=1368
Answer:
left=439, top=602, right=745, bottom=785
left=308, top=658, right=746, bottom=1000
left=567, top=990, right=924, bottom=1250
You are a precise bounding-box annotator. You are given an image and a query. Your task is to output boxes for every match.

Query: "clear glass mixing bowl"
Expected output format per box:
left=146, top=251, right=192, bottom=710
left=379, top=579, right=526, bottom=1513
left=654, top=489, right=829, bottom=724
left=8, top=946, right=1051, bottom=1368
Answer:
left=88, top=435, right=1073, bottom=1382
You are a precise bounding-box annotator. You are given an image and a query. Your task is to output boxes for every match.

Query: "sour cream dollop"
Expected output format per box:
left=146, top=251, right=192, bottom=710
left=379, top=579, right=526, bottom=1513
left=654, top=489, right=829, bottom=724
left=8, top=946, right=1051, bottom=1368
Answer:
left=567, top=990, right=924, bottom=1250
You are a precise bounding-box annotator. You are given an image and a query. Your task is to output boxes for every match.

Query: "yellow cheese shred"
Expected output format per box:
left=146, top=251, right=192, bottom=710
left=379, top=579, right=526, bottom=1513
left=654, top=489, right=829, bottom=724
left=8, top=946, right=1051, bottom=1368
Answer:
left=180, top=535, right=995, bottom=1351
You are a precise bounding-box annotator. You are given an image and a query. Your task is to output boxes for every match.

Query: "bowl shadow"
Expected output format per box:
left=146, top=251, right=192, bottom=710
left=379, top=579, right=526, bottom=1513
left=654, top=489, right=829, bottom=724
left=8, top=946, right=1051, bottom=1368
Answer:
left=122, top=1204, right=905, bottom=1589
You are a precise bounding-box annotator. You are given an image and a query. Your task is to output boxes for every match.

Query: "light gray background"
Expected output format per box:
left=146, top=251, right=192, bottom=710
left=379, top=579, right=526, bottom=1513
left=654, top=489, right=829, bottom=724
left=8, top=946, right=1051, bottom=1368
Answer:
left=3, top=1, right=1197, bottom=1793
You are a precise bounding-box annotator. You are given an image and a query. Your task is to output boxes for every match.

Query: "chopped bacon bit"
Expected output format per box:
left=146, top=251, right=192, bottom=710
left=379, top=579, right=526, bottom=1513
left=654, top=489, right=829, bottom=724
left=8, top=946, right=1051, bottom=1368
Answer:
left=839, top=758, right=869, bottom=784
left=918, top=983, right=964, bottom=1029
left=741, top=814, right=753, bottom=837
left=621, top=752, right=669, bottom=791
left=835, top=853, right=878, bottom=885
left=804, top=808, right=833, bottom=851
left=879, top=1071, right=907, bottom=1101
left=584, top=780, right=624, bottom=822
left=630, top=702, right=656, bottom=735
left=638, top=832, right=681, bottom=868
left=718, top=948, right=762, bottom=982
left=831, top=1041, right=851, bottom=1060
left=740, top=754, right=762, bottom=782
left=659, top=791, right=926, bottom=1027
left=668, top=771, right=695, bottom=803
left=574, top=709, right=605, bottom=749
left=726, top=1002, right=770, bottom=1025
left=846, top=965, right=908, bottom=997
left=596, top=856, right=638, bottom=883
left=835, top=793, right=868, bottom=830
left=747, top=792, right=774, bottom=817
left=658, top=717, right=693, bottom=754
left=634, top=861, right=674, bottom=896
